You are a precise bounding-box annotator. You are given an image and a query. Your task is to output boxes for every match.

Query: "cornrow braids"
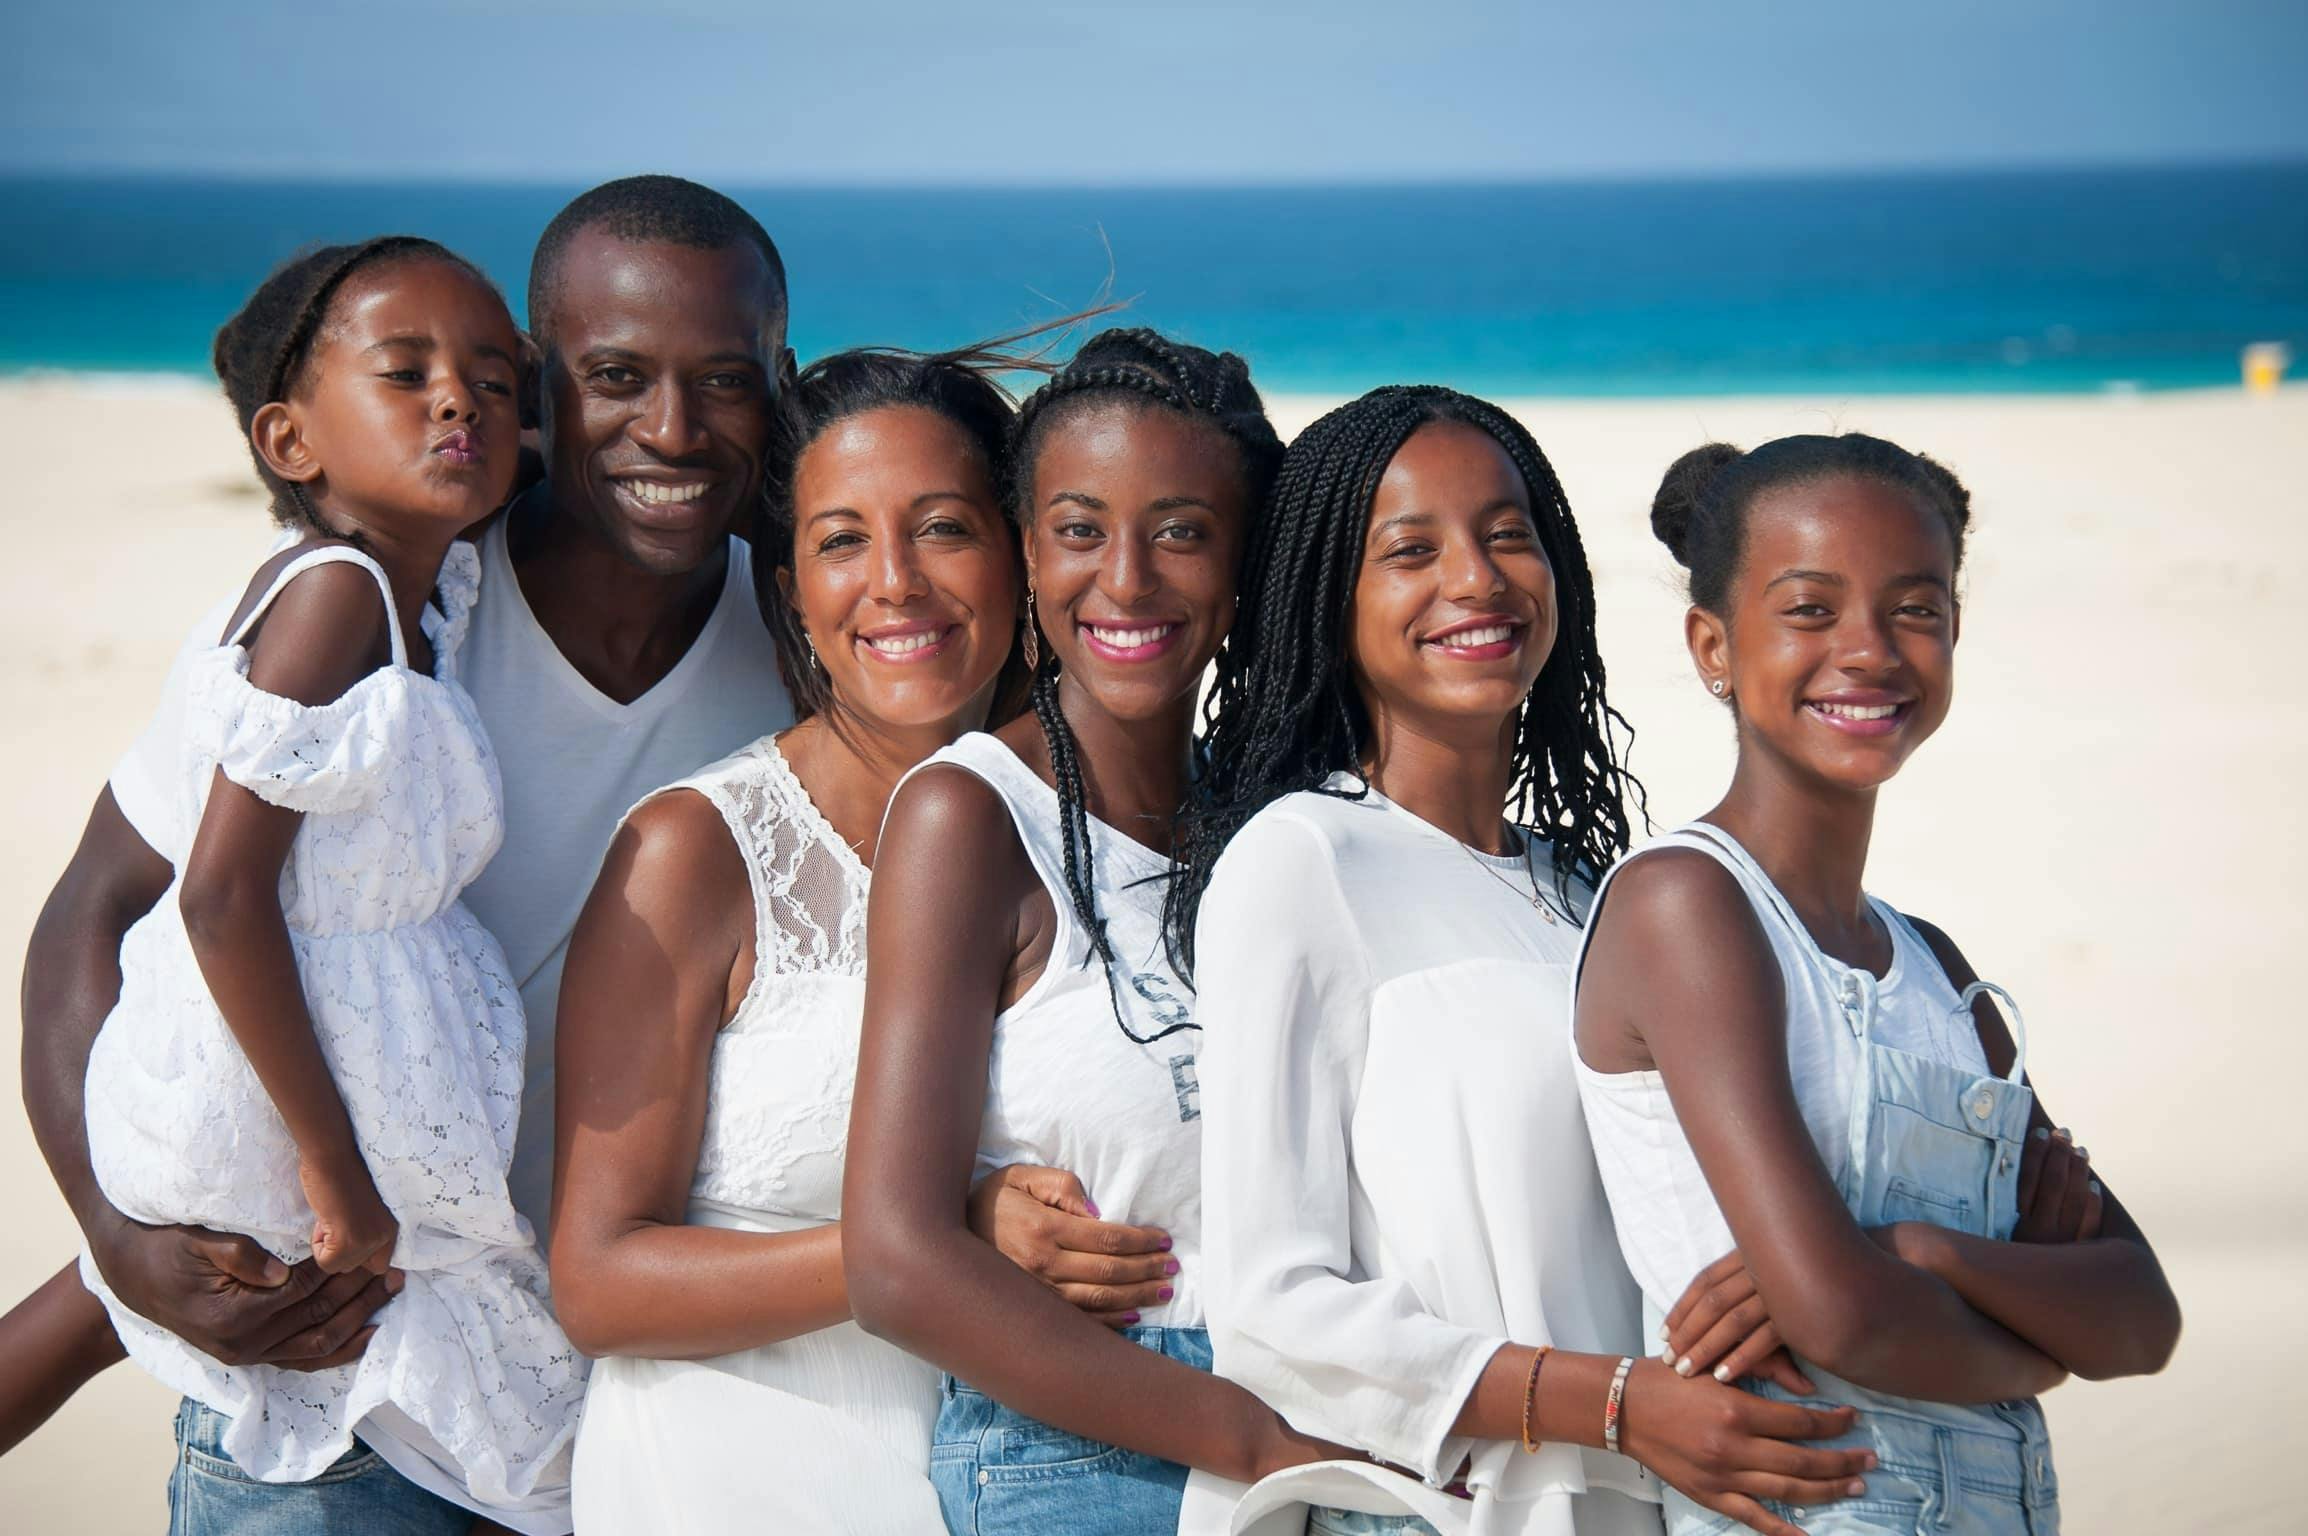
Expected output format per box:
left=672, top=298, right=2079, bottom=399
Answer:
left=211, top=236, right=501, bottom=536
left=1651, top=432, right=1973, bottom=616
left=1008, top=327, right=1282, bottom=1041
left=1165, top=385, right=1644, bottom=980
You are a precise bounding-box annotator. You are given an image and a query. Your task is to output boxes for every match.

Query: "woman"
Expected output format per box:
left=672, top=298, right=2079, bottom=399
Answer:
left=1175, top=388, right=1881, bottom=1536
left=550, top=344, right=1182, bottom=1533
left=843, top=329, right=1338, bottom=1535
left=1573, top=435, right=2180, bottom=1533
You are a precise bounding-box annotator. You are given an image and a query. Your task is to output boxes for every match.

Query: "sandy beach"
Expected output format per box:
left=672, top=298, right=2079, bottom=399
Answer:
left=2, top=374, right=2300, bottom=1531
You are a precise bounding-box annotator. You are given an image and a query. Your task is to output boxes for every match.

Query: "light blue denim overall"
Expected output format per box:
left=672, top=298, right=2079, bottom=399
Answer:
left=1662, top=829, right=2061, bottom=1536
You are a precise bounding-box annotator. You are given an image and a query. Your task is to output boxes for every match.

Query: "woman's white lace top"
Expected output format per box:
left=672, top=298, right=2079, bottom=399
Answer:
left=570, top=734, right=943, bottom=1532
left=667, top=734, right=873, bottom=1219
left=80, top=544, right=579, bottom=1532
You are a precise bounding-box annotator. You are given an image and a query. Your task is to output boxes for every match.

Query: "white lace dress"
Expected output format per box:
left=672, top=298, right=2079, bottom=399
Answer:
left=570, top=734, right=943, bottom=1534
left=80, top=544, right=581, bottom=1534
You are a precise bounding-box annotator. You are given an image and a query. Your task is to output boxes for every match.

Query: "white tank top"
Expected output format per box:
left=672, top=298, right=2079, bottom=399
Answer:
left=1570, top=822, right=1989, bottom=1329
left=904, top=732, right=1207, bottom=1325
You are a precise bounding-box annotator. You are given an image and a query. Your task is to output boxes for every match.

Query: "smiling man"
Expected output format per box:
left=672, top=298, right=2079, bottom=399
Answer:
left=17, top=176, right=795, bottom=1532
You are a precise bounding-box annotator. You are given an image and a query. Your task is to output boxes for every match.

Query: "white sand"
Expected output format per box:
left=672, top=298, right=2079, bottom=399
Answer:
left=2, top=377, right=2300, bottom=1530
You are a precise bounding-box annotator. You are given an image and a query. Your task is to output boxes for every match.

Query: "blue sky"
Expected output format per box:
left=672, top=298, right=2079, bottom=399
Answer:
left=5, top=0, right=2303, bottom=183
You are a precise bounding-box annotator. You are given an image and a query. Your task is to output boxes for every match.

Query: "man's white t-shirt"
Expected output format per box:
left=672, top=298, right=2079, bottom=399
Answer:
left=110, top=514, right=793, bottom=1232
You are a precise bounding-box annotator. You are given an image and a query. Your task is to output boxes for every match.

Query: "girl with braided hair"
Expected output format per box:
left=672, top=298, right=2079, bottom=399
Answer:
left=64, top=239, right=584, bottom=1531
left=843, top=328, right=1341, bottom=1533
left=1574, top=436, right=2179, bottom=1534
left=1181, top=389, right=1882, bottom=1536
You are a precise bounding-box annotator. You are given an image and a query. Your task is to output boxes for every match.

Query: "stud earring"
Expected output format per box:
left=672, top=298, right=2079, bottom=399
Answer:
left=1710, top=679, right=1727, bottom=697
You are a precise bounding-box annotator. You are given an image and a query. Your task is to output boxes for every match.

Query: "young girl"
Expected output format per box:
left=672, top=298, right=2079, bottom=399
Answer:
left=76, top=237, right=582, bottom=1530
left=1573, top=435, right=2181, bottom=1534
left=552, top=338, right=1179, bottom=1533
left=842, top=329, right=1339, bottom=1534
left=1175, top=389, right=1875, bottom=1536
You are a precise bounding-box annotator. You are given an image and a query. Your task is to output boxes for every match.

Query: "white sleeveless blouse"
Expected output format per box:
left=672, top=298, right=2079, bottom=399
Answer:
left=904, top=731, right=1208, bottom=1326
left=570, top=735, right=942, bottom=1535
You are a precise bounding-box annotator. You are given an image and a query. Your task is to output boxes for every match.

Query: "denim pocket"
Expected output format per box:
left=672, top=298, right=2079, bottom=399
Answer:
left=181, top=1440, right=384, bottom=1488
left=989, top=1419, right=1130, bottom=1474
left=1882, top=1173, right=1974, bottom=1229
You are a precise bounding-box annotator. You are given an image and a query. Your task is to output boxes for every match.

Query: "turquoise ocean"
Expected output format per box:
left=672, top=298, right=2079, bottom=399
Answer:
left=3, top=164, right=2303, bottom=395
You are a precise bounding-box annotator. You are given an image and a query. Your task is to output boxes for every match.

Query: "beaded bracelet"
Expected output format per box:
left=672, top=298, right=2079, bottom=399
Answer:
left=1602, top=1355, right=1635, bottom=1455
left=1518, top=1346, right=1553, bottom=1453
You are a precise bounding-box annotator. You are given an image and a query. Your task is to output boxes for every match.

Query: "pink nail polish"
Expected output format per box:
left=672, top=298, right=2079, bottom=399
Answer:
left=1163, top=1259, right=1180, bottom=1276
left=1158, top=1285, right=1174, bottom=1301
left=1084, top=1199, right=1101, bottom=1218
left=1158, top=1236, right=1173, bottom=1251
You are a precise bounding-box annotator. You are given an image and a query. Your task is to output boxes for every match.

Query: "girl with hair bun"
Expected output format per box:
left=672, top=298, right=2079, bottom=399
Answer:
left=842, top=328, right=1339, bottom=1533
left=1179, top=388, right=1879, bottom=1536
left=75, top=238, right=584, bottom=1531
left=552, top=331, right=1180, bottom=1533
left=1573, top=434, right=2182, bottom=1535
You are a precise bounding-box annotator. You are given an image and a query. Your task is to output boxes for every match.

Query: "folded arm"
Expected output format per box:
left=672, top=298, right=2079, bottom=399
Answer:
left=1886, top=918, right=2181, bottom=1380
left=1577, top=849, right=2065, bottom=1404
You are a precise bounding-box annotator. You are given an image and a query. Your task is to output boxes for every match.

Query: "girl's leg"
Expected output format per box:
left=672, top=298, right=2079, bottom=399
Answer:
left=0, top=1258, right=127, bottom=1454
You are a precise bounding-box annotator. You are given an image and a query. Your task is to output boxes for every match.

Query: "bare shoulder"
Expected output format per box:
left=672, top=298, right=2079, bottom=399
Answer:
left=235, top=550, right=393, bottom=708
left=591, top=789, right=752, bottom=931
left=881, top=762, right=1025, bottom=861
left=1590, top=845, right=1765, bottom=954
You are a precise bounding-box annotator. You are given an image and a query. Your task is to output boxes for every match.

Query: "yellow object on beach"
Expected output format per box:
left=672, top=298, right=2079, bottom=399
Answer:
left=2242, top=341, right=2291, bottom=395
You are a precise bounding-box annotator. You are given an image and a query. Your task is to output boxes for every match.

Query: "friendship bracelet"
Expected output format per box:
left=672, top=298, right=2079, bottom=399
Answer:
left=1602, top=1355, right=1635, bottom=1455
left=1519, top=1345, right=1552, bottom=1453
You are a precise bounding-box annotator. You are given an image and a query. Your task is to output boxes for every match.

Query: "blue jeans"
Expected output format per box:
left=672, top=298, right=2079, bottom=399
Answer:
left=929, top=1325, right=1207, bottom=1535
left=169, top=1399, right=468, bottom=1536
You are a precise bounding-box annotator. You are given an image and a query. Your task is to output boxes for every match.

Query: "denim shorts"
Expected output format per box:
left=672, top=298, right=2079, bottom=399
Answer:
left=1662, top=1387, right=2059, bottom=1536
left=1307, top=1509, right=1441, bottom=1535
left=168, top=1398, right=469, bottom=1536
left=929, top=1325, right=1207, bottom=1535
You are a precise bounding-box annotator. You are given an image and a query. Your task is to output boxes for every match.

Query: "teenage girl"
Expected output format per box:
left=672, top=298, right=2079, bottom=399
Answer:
left=842, top=329, right=1338, bottom=1534
left=1573, top=435, right=2181, bottom=1534
left=74, top=238, right=582, bottom=1530
left=1175, top=388, right=1878, bottom=1536
left=552, top=339, right=1180, bottom=1532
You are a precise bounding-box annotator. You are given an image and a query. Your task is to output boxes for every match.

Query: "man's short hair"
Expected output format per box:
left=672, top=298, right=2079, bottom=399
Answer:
left=527, top=174, right=787, bottom=341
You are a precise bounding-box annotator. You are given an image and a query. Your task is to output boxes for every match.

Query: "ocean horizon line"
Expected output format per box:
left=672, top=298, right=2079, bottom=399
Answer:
left=8, top=167, right=2300, bottom=395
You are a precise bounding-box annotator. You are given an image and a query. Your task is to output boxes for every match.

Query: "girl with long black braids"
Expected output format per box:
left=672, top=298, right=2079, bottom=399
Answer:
left=843, top=329, right=1338, bottom=1533
left=1179, top=389, right=1879, bottom=1536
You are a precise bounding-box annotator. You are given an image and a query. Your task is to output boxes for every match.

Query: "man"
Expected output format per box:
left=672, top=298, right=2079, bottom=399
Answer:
left=17, top=175, right=795, bottom=1531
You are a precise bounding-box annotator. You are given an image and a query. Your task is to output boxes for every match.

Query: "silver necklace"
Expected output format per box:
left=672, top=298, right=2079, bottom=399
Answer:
left=1459, top=826, right=1562, bottom=926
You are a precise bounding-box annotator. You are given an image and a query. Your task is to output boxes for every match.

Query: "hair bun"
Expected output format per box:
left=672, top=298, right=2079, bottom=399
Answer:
left=1650, top=442, right=1742, bottom=567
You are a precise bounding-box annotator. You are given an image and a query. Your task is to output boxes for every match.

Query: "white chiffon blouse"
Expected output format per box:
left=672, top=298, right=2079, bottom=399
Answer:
left=1193, top=780, right=1661, bottom=1536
